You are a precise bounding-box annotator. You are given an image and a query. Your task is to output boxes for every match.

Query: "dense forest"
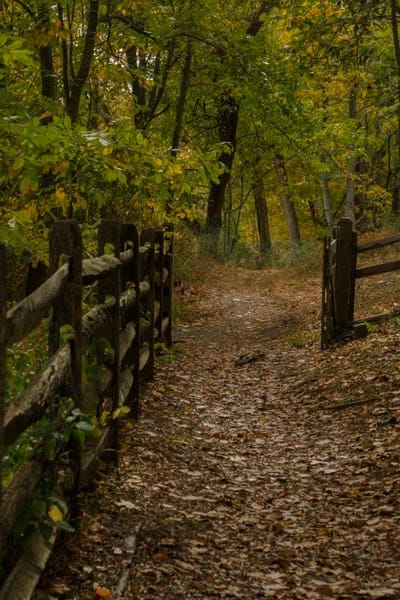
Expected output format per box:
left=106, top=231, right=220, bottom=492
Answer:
left=1, top=0, right=400, bottom=257
left=4, top=3, right=400, bottom=597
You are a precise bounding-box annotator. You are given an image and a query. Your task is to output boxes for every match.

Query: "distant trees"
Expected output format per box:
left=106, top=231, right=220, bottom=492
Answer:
left=2, top=0, right=400, bottom=258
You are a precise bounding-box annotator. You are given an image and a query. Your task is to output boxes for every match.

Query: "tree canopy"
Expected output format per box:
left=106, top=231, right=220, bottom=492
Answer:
left=1, top=0, right=400, bottom=257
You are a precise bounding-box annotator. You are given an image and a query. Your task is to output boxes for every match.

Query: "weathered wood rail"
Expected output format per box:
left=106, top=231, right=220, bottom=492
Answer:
left=0, top=219, right=173, bottom=599
left=321, top=218, right=400, bottom=348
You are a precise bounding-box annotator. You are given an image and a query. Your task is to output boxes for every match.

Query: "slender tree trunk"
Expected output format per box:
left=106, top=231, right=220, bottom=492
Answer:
left=281, top=193, right=301, bottom=247
left=205, top=2, right=273, bottom=245
left=171, top=41, right=192, bottom=159
left=253, top=178, right=271, bottom=254
left=67, top=0, right=99, bottom=122
left=39, top=42, right=55, bottom=101
left=390, top=0, right=400, bottom=214
left=344, top=167, right=356, bottom=223
left=37, top=2, right=56, bottom=106
left=166, top=40, right=193, bottom=215
left=344, top=90, right=357, bottom=223
left=276, top=154, right=301, bottom=246
left=126, top=41, right=176, bottom=130
left=321, top=174, right=334, bottom=231
left=206, top=96, right=239, bottom=236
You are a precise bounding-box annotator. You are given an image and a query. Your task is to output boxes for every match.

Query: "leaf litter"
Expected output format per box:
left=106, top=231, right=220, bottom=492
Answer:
left=37, top=264, right=400, bottom=599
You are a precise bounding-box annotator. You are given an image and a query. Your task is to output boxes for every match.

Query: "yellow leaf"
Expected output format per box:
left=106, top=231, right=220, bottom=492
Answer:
left=112, top=406, right=131, bottom=420
left=48, top=504, right=63, bottom=523
left=55, top=187, right=67, bottom=202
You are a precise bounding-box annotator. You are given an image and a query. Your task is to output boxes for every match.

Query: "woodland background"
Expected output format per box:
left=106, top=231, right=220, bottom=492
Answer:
left=2, top=0, right=400, bottom=265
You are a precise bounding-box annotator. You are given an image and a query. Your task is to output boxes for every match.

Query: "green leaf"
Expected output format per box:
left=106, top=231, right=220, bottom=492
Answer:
left=74, top=420, right=95, bottom=432
left=72, top=428, right=85, bottom=447
left=55, top=520, right=75, bottom=533
left=39, top=522, right=54, bottom=542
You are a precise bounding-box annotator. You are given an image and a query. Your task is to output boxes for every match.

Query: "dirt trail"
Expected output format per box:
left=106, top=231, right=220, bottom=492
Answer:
left=38, top=265, right=400, bottom=600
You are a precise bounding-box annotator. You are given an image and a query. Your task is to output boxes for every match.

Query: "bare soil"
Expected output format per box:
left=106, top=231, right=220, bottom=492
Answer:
left=37, top=264, right=400, bottom=600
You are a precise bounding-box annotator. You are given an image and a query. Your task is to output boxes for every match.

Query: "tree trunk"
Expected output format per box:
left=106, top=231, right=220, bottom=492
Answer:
left=67, top=0, right=100, bottom=122
left=276, top=153, right=301, bottom=247
left=344, top=167, right=356, bottom=223
left=171, top=41, right=192, bottom=159
left=205, top=2, right=273, bottom=245
left=205, top=96, right=239, bottom=237
left=281, top=193, right=301, bottom=247
left=390, top=0, right=400, bottom=214
left=344, top=91, right=357, bottom=223
left=321, top=174, right=334, bottom=231
left=126, top=41, right=176, bottom=131
left=254, top=178, right=271, bottom=254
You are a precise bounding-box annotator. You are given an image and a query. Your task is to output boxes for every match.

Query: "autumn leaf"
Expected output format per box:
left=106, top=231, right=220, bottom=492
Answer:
left=94, top=587, right=112, bottom=599
left=47, top=504, right=63, bottom=523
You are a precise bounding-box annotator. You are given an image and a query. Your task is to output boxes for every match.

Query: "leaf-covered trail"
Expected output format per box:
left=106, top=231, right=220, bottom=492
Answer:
left=39, top=265, right=400, bottom=599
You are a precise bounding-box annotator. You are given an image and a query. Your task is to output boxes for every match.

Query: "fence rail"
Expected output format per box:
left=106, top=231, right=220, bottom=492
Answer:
left=0, top=219, right=173, bottom=599
left=321, top=218, right=400, bottom=348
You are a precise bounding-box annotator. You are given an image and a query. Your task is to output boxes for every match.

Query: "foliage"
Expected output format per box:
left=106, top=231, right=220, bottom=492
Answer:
left=1, top=0, right=400, bottom=251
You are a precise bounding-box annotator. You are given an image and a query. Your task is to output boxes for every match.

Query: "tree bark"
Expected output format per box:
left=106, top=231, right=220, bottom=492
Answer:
left=344, top=90, right=357, bottom=223
left=171, top=41, right=192, bottom=159
left=253, top=178, right=271, bottom=254
left=321, top=174, right=334, bottom=231
left=206, top=96, right=239, bottom=237
left=67, top=0, right=100, bottom=122
left=276, top=154, right=301, bottom=246
left=281, top=193, right=301, bottom=247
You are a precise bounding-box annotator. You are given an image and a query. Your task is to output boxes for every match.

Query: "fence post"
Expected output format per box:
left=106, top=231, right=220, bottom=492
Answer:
left=49, top=220, right=83, bottom=398
left=154, top=228, right=164, bottom=346
left=0, top=245, right=6, bottom=517
left=49, top=220, right=83, bottom=513
left=98, top=221, right=121, bottom=458
left=349, top=228, right=358, bottom=324
left=119, top=223, right=141, bottom=418
left=162, top=224, right=174, bottom=348
left=140, top=229, right=155, bottom=385
left=335, top=218, right=356, bottom=333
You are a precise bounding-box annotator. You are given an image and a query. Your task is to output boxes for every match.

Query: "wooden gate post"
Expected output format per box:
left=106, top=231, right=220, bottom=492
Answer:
left=335, top=218, right=356, bottom=332
left=0, top=245, right=6, bottom=513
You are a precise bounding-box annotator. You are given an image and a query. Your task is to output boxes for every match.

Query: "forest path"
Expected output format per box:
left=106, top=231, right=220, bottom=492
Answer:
left=38, top=264, right=400, bottom=600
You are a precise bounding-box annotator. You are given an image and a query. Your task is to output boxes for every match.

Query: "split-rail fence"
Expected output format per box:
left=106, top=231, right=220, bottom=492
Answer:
left=0, top=219, right=173, bottom=599
left=321, top=217, right=400, bottom=348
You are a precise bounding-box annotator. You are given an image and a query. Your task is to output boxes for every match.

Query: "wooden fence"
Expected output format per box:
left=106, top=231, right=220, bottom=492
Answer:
left=0, top=219, right=173, bottom=599
left=321, top=217, right=400, bottom=348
